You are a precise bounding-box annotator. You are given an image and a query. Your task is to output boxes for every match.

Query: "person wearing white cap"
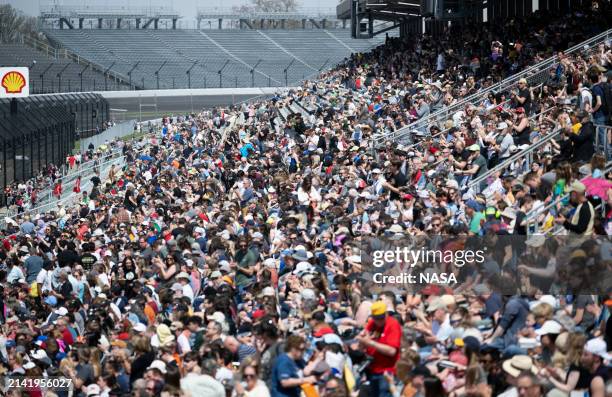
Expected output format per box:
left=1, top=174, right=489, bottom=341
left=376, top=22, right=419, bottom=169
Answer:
left=535, top=320, right=563, bottom=365
left=370, top=167, right=403, bottom=198
left=556, top=180, right=595, bottom=236
left=176, top=272, right=194, bottom=302
left=582, top=338, right=610, bottom=397
left=86, top=384, right=101, bottom=397
left=497, top=121, right=514, bottom=160
left=455, top=144, right=488, bottom=190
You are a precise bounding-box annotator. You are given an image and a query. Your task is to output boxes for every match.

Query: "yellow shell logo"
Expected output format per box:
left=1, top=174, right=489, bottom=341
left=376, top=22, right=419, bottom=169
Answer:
left=2, top=71, right=26, bottom=94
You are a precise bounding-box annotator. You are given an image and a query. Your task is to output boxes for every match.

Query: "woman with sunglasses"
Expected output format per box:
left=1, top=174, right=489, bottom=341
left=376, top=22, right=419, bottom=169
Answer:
left=233, top=357, right=270, bottom=397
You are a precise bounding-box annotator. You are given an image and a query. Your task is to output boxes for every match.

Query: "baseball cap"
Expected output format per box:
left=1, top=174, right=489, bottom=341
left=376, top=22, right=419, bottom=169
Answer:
left=567, top=181, right=586, bottom=194
left=585, top=338, right=611, bottom=361
left=426, top=297, right=447, bottom=312
left=261, top=286, right=275, bottom=297
left=446, top=179, right=459, bottom=190
left=370, top=301, right=387, bottom=318
left=147, top=360, right=167, bottom=374
left=54, top=307, right=68, bottom=316
left=535, top=320, right=562, bottom=336
left=86, top=384, right=101, bottom=397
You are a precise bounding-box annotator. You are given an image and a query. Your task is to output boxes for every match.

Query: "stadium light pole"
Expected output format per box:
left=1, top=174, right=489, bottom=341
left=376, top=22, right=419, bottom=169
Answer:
left=56, top=63, right=71, bottom=92
left=218, top=60, right=230, bottom=88
left=103, top=61, right=116, bottom=91
left=78, top=63, right=90, bottom=92
left=186, top=61, right=198, bottom=89
left=155, top=61, right=167, bottom=90
left=127, top=61, right=140, bottom=90
left=40, top=63, right=54, bottom=93
left=250, top=59, right=262, bottom=88
left=284, top=59, right=295, bottom=87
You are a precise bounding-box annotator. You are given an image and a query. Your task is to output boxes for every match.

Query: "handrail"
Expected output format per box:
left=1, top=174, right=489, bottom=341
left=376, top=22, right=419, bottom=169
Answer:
left=468, top=106, right=560, bottom=190
left=389, top=98, right=514, bottom=150
left=524, top=160, right=612, bottom=235
left=594, top=123, right=611, bottom=160
left=4, top=148, right=123, bottom=216
left=2, top=155, right=126, bottom=226
left=375, top=29, right=612, bottom=147
left=389, top=29, right=611, bottom=143
left=6, top=156, right=126, bottom=219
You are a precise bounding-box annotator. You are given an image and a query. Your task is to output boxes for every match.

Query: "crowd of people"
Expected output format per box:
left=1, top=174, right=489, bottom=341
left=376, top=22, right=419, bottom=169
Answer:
left=2, top=142, right=118, bottom=213
left=1, top=3, right=612, bottom=397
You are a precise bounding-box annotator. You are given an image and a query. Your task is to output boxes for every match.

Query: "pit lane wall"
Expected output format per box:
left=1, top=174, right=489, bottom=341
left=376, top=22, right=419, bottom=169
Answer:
left=97, top=87, right=294, bottom=122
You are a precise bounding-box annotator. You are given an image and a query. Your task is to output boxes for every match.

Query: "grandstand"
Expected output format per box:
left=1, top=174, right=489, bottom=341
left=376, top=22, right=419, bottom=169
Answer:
left=1, top=3, right=612, bottom=396
left=44, top=29, right=390, bottom=89
left=0, top=39, right=131, bottom=94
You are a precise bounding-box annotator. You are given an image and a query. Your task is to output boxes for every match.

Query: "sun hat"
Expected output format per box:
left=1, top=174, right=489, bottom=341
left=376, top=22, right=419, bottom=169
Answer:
left=502, top=355, right=538, bottom=378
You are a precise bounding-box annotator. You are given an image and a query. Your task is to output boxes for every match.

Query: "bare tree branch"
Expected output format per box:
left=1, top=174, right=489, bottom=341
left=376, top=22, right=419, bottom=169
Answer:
left=250, top=0, right=300, bottom=12
left=0, top=5, right=37, bottom=44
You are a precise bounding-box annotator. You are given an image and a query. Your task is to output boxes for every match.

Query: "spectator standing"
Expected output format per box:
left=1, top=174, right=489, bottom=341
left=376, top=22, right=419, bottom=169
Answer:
left=571, top=111, right=595, bottom=162
left=357, top=301, right=402, bottom=397
left=557, top=181, right=595, bottom=236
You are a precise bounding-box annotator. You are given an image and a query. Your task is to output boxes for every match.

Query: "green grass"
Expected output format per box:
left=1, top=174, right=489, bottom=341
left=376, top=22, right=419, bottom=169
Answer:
left=120, top=130, right=152, bottom=142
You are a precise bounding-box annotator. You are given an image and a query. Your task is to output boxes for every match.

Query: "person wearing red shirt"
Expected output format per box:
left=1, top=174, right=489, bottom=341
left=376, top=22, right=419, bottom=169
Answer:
left=356, top=301, right=402, bottom=397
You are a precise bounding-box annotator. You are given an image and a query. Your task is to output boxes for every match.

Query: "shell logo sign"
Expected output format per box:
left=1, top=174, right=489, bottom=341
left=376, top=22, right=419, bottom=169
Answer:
left=0, top=67, right=29, bottom=98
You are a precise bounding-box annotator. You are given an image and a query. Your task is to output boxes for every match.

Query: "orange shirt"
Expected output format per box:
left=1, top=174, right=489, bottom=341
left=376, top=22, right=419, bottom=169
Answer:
left=144, top=304, right=156, bottom=324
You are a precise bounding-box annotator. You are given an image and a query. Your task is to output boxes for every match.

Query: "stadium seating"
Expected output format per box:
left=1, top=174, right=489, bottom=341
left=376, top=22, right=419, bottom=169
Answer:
left=44, top=29, right=392, bottom=89
left=0, top=43, right=129, bottom=93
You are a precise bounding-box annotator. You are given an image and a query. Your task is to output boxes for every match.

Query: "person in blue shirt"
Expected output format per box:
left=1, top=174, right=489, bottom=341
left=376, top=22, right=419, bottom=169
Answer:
left=270, top=335, right=317, bottom=397
left=240, top=141, right=256, bottom=158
